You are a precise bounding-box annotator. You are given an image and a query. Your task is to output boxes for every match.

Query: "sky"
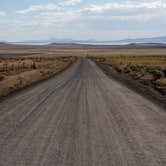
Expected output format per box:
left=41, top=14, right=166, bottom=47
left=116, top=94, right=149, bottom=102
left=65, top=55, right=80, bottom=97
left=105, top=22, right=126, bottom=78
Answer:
left=0, top=0, right=166, bottom=41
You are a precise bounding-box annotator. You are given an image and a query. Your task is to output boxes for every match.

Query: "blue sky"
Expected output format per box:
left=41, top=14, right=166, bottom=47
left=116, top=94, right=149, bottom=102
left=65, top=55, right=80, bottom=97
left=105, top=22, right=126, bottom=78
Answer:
left=0, top=0, right=166, bottom=41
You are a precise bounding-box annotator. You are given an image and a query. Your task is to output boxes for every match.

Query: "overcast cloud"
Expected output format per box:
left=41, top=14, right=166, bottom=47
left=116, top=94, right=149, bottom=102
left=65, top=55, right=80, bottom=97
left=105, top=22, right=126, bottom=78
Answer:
left=0, top=0, right=166, bottom=41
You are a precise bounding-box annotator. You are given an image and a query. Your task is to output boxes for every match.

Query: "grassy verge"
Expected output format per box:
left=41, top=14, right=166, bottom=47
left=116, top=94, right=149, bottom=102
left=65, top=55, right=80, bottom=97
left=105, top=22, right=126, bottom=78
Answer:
left=0, top=56, right=75, bottom=97
left=92, top=55, right=166, bottom=96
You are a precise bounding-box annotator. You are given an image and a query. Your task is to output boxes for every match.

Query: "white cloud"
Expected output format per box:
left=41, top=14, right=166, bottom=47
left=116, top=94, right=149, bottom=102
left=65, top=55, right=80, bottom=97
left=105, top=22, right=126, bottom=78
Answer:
left=17, top=3, right=58, bottom=14
left=17, top=0, right=81, bottom=14
left=14, top=0, right=166, bottom=26
left=3, top=0, right=166, bottom=41
left=85, top=0, right=166, bottom=13
left=34, top=9, right=82, bottom=26
left=63, top=0, right=81, bottom=5
left=0, top=11, right=6, bottom=16
left=110, top=13, right=157, bottom=21
left=64, top=0, right=81, bottom=5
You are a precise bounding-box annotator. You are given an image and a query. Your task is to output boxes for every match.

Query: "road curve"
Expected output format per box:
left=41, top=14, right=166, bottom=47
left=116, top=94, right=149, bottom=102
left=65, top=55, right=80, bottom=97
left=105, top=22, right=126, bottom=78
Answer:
left=0, top=58, right=166, bottom=166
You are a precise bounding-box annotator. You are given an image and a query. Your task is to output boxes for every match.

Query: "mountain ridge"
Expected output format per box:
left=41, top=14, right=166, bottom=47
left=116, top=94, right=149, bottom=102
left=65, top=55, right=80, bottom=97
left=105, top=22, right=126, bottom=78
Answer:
left=2, top=36, right=166, bottom=45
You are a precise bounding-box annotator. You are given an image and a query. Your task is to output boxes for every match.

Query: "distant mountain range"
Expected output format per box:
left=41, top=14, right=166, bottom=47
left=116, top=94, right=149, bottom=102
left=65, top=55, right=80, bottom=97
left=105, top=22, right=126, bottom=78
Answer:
left=0, top=42, right=7, bottom=45
left=112, top=36, right=166, bottom=44
left=14, top=38, right=104, bottom=44
left=2, top=36, right=166, bottom=45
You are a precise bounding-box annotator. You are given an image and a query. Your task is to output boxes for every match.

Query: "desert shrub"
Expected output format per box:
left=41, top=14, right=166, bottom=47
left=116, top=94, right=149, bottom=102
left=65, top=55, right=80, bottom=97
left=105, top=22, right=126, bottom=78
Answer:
left=129, top=65, right=139, bottom=72
left=17, top=76, right=24, bottom=86
left=162, top=68, right=166, bottom=77
left=115, top=66, right=123, bottom=73
left=0, top=74, right=4, bottom=81
left=149, top=69, right=165, bottom=79
left=123, top=63, right=132, bottom=73
left=3, top=63, right=8, bottom=72
left=155, top=66, right=163, bottom=71
left=147, top=67, right=155, bottom=73
left=32, top=61, right=37, bottom=69
left=99, top=58, right=105, bottom=63
left=94, top=57, right=105, bottom=63
left=124, top=66, right=132, bottom=74
left=113, top=64, right=123, bottom=73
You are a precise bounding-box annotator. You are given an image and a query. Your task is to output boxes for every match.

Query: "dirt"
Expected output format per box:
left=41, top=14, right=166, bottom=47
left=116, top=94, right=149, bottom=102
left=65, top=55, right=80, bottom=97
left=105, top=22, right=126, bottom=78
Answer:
left=0, top=58, right=165, bottom=166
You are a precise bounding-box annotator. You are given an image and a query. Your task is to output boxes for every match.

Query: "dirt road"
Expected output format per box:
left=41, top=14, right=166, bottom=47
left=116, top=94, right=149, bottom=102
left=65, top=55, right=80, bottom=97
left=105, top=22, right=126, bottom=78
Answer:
left=0, top=58, right=166, bottom=166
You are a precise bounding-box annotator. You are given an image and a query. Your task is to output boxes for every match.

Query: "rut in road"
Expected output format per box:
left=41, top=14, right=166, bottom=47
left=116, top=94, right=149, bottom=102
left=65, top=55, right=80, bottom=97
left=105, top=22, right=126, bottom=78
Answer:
left=0, top=58, right=166, bottom=166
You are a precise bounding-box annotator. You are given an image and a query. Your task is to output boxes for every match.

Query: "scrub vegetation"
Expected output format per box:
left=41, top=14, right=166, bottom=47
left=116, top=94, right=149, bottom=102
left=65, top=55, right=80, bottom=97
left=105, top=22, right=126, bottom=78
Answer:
left=0, top=56, right=75, bottom=97
left=93, top=55, right=166, bottom=95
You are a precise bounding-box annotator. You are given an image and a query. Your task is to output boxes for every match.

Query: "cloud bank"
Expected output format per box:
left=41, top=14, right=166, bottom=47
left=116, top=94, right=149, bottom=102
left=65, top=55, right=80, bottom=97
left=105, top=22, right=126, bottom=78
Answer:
left=0, top=0, right=166, bottom=40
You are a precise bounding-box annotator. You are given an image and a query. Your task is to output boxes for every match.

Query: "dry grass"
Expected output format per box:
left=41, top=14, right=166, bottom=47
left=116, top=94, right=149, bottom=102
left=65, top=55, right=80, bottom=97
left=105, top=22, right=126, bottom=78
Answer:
left=102, top=56, right=166, bottom=67
left=0, top=57, right=74, bottom=97
left=93, top=55, right=166, bottom=95
left=1, top=44, right=166, bottom=59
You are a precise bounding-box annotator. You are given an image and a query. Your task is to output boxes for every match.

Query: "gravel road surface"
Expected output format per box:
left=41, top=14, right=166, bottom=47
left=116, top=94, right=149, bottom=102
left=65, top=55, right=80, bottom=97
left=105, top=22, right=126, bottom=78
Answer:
left=0, top=58, right=166, bottom=166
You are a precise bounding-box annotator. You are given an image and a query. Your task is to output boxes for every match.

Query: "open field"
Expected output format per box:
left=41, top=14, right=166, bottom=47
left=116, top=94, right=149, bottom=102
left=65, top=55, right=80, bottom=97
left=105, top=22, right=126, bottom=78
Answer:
left=0, top=56, right=74, bottom=97
left=2, top=43, right=166, bottom=58
left=1, top=43, right=166, bottom=97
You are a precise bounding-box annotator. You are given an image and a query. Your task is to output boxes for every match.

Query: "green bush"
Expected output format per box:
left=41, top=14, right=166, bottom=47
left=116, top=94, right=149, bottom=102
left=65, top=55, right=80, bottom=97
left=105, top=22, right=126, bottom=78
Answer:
left=130, top=65, right=138, bottom=72
left=149, top=69, right=165, bottom=79
left=124, top=66, right=132, bottom=74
